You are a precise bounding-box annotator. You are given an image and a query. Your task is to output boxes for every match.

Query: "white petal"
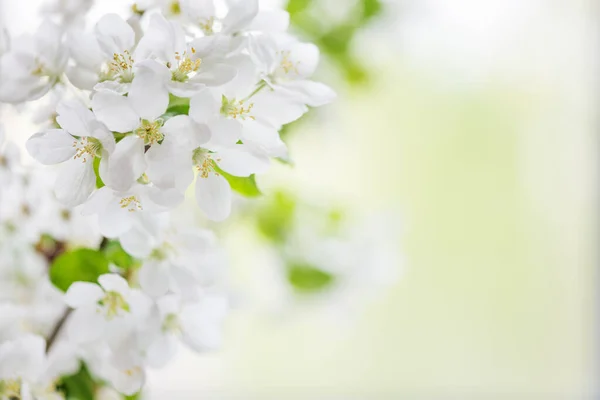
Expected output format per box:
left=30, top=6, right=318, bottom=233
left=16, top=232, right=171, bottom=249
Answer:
left=95, top=13, right=135, bottom=56
left=145, top=334, right=178, bottom=369
left=55, top=159, right=96, bottom=207
left=66, top=66, right=100, bottom=91
left=98, top=200, right=134, bottom=238
left=189, top=89, right=220, bottom=124
left=248, top=9, right=290, bottom=32
left=163, top=115, right=210, bottom=148
left=280, top=80, right=336, bottom=107
left=98, top=274, right=130, bottom=294
left=134, top=13, right=183, bottom=62
left=94, top=80, right=130, bottom=95
left=129, top=60, right=170, bottom=121
left=252, top=91, right=307, bottom=128
left=67, top=30, right=103, bottom=70
left=119, top=226, right=154, bottom=259
left=67, top=307, right=105, bottom=343
left=64, top=282, right=104, bottom=308
left=56, top=100, right=96, bottom=137
left=81, top=186, right=113, bottom=216
left=205, top=118, right=242, bottom=148
left=242, top=120, right=287, bottom=158
left=103, top=135, right=147, bottom=192
left=166, top=81, right=205, bottom=98
left=26, top=129, right=75, bottom=165
left=217, top=146, right=270, bottom=177
left=290, top=42, right=320, bottom=78
left=195, top=173, right=232, bottom=222
left=138, top=261, right=170, bottom=298
left=222, top=0, right=259, bottom=34
left=91, top=91, right=139, bottom=133
left=145, top=137, right=194, bottom=192
left=110, top=365, right=145, bottom=396
left=192, top=64, right=237, bottom=86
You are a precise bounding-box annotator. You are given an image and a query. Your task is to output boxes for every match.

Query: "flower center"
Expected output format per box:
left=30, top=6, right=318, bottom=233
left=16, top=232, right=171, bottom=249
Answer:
left=169, top=0, right=181, bottom=15
left=73, top=137, right=101, bottom=163
left=135, top=119, right=163, bottom=145
left=124, top=367, right=142, bottom=377
left=199, top=17, right=216, bottom=35
left=119, top=196, right=143, bottom=212
left=221, top=96, right=255, bottom=120
left=278, top=51, right=299, bottom=75
left=98, top=291, right=130, bottom=319
left=193, top=149, right=221, bottom=178
left=0, top=379, right=21, bottom=398
left=169, top=49, right=201, bottom=82
left=106, top=50, right=135, bottom=83
left=150, top=242, right=176, bottom=261
left=162, top=313, right=182, bottom=334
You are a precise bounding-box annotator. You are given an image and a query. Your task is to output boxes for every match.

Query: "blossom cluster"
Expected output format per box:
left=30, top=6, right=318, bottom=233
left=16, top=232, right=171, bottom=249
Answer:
left=0, top=0, right=335, bottom=397
left=0, top=126, right=229, bottom=396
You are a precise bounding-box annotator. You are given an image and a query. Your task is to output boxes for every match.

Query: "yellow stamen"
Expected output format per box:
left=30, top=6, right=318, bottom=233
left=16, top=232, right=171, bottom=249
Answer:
left=119, top=196, right=143, bottom=212
left=135, top=119, right=163, bottom=145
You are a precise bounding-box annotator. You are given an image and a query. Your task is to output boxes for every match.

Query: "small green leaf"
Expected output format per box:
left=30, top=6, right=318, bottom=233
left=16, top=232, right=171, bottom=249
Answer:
left=361, top=0, right=383, bottom=22
left=287, top=263, right=335, bottom=294
left=256, top=191, right=296, bottom=242
left=50, top=249, right=110, bottom=292
left=166, top=94, right=190, bottom=116
left=214, top=165, right=262, bottom=198
left=60, top=363, right=95, bottom=400
left=93, top=157, right=105, bottom=189
left=103, top=240, right=136, bottom=270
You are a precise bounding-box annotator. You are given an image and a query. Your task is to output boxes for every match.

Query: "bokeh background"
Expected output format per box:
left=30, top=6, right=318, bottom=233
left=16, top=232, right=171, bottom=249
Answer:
left=1, top=0, right=598, bottom=398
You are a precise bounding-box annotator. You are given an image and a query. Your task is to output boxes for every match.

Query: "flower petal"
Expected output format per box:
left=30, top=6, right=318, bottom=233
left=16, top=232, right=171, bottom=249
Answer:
left=64, top=282, right=104, bottom=308
left=95, top=13, right=135, bottom=56
left=129, top=60, right=170, bottom=121
left=189, top=89, right=220, bottom=124
left=222, top=0, right=259, bottom=34
left=55, top=159, right=96, bottom=207
left=91, top=91, right=139, bottom=133
left=26, top=129, right=75, bottom=165
left=56, top=100, right=96, bottom=137
left=217, top=146, right=270, bottom=177
left=138, top=261, right=170, bottom=298
left=195, top=173, right=232, bottom=222
left=98, top=274, right=130, bottom=294
left=103, top=135, right=147, bottom=192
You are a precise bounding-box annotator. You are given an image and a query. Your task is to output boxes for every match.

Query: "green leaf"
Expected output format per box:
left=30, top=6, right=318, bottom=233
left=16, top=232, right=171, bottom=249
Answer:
left=166, top=94, right=190, bottom=116
left=103, top=240, right=136, bottom=270
left=214, top=165, right=262, bottom=198
left=362, top=0, right=383, bottom=21
left=60, top=364, right=95, bottom=400
left=93, top=157, right=105, bottom=189
left=256, top=191, right=296, bottom=242
left=287, top=263, right=335, bottom=294
left=286, top=0, right=313, bottom=15
left=50, top=249, right=110, bottom=292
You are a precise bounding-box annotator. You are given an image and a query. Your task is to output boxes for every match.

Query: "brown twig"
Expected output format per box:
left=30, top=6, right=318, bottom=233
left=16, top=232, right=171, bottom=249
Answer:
left=46, top=308, right=72, bottom=352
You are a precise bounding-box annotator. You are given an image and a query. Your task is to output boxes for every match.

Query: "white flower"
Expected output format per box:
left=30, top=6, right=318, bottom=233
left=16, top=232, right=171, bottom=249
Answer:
left=0, top=335, right=78, bottom=400
left=0, top=21, right=67, bottom=103
left=134, top=14, right=237, bottom=98
left=120, top=216, right=223, bottom=298
left=64, top=274, right=138, bottom=345
left=248, top=34, right=336, bottom=126
left=82, top=184, right=182, bottom=238
left=143, top=294, right=228, bottom=368
left=26, top=100, right=116, bottom=207
left=67, top=14, right=137, bottom=91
